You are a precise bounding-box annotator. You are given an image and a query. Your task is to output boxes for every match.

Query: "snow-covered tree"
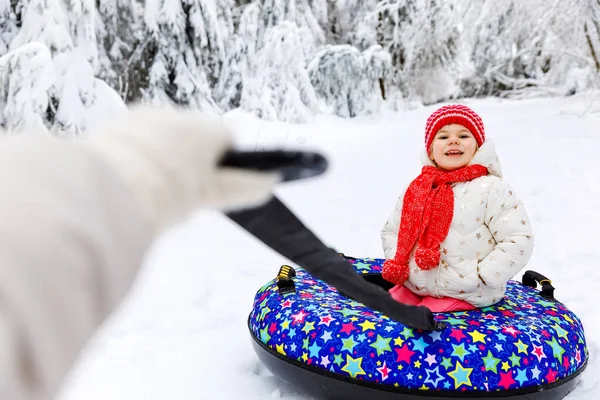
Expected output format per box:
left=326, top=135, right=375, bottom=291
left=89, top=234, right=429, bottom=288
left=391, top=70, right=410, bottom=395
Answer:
left=307, top=44, right=390, bottom=117
left=240, top=21, right=320, bottom=123
left=375, top=0, right=462, bottom=104
left=142, top=0, right=235, bottom=111
left=0, top=42, right=54, bottom=134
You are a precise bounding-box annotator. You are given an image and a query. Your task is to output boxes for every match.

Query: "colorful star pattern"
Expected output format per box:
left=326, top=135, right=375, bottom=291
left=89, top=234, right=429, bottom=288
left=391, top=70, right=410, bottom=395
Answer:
left=249, top=257, right=588, bottom=391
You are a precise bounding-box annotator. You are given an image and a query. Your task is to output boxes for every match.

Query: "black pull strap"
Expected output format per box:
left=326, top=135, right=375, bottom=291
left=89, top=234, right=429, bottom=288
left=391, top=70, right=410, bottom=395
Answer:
left=226, top=196, right=441, bottom=331
left=522, top=270, right=555, bottom=300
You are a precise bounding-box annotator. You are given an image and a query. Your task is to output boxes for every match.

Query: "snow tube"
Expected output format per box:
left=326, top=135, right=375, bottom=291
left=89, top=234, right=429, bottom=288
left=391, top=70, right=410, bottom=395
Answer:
left=248, top=257, right=588, bottom=400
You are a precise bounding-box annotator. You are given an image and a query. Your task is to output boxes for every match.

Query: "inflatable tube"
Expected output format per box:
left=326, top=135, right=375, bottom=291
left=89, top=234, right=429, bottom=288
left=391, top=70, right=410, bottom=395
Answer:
left=248, top=257, right=588, bottom=399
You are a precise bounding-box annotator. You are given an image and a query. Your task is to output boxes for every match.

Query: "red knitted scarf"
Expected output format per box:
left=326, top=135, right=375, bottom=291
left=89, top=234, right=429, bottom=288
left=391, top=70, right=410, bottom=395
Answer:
left=382, top=164, right=488, bottom=286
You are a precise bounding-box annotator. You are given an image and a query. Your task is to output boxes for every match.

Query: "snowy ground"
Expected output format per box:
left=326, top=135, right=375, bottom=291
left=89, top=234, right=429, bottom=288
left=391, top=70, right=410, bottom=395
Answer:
left=58, top=95, right=600, bottom=399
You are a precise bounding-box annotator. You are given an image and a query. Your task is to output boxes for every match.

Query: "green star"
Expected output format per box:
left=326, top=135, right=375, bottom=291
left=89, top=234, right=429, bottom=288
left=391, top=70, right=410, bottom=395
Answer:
left=443, top=316, right=468, bottom=326
left=260, top=326, right=271, bottom=344
left=334, top=354, right=344, bottom=366
left=370, top=335, right=392, bottom=356
left=509, top=353, right=521, bottom=367
left=441, top=357, right=453, bottom=369
left=552, top=323, right=569, bottom=340
left=259, top=306, right=272, bottom=320
left=354, top=261, right=372, bottom=271
left=302, top=321, right=315, bottom=334
left=400, top=327, right=415, bottom=339
left=451, top=343, right=471, bottom=362
left=342, top=336, right=358, bottom=353
left=481, top=350, right=501, bottom=373
left=546, top=337, right=565, bottom=360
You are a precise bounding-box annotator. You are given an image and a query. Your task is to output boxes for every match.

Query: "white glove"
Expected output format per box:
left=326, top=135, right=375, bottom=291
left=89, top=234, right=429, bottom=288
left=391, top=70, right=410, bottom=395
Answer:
left=85, top=105, right=280, bottom=234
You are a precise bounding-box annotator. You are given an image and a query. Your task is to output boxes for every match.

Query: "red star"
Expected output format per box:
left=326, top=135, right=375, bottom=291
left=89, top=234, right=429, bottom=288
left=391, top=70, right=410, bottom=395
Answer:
left=523, top=358, right=529, bottom=365
left=541, top=330, right=551, bottom=338
left=319, top=315, right=333, bottom=326
left=575, top=350, right=582, bottom=364
left=484, top=314, right=498, bottom=320
left=281, top=299, right=294, bottom=308
left=367, top=331, right=375, bottom=338
left=498, top=372, right=516, bottom=389
left=545, top=369, right=558, bottom=382
left=340, top=322, right=357, bottom=335
left=394, top=344, right=415, bottom=364
left=533, top=345, right=546, bottom=362
left=268, top=323, right=278, bottom=334
left=310, top=332, right=317, bottom=339
left=563, top=356, right=570, bottom=368
left=501, top=310, right=516, bottom=318
left=546, top=310, right=559, bottom=316
left=449, top=328, right=467, bottom=342
left=300, top=292, right=314, bottom=299
left=468, top=320, right=482, bottom=326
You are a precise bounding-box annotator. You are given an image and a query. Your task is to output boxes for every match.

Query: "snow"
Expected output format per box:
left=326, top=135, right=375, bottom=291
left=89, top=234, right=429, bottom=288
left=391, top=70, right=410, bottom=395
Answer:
left=57, top=95, right=599, bottom=399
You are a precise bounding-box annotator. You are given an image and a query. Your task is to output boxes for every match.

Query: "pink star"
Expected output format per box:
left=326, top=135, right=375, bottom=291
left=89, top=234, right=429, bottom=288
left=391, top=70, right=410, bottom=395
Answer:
left=449, top=328, right=467, bottom=342
left=268, top=323, right=277, bottom=334
left=502, top=326, right=521, bottom=338
left=281, top=299, right=294, bottom=308
left=394, top=344, right=415, bottom=364
left=292, top=310, right=307, bottom=324
left=545, top=369, right=558, bottom=382
left=498, top=372, right=516, bottom=389
left=318, top=315, right=334, bottom=326
left=340, top=322, right=357, bottom=335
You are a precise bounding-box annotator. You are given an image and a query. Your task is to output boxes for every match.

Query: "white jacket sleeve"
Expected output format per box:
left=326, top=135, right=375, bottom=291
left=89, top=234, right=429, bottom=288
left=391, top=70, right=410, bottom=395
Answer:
left=0, top=106, right=278, bottom=400
left=381, top=188, right=406, bottom=259
left=477, top=180, right=534, bottom=288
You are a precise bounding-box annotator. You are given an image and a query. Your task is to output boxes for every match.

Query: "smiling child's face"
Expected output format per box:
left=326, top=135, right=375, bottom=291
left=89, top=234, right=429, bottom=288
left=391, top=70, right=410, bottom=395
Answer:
left=429, top=124, right=478, bottom=171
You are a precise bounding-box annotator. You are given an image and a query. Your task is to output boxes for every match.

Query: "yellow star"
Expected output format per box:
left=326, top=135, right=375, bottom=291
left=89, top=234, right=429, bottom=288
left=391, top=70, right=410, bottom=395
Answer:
left=414, top=360, right=422, bottom=368
left=515, top=339, right=529, bottom=354
left=358, top=320, right=377, bottom=331
left=419, top=384, right=429, bottom=390
left=393, top=337, right=404, bottom=346
left=349, top=317, right=359, bottom=322
left=501, top=361, right=510, bottom=372
left=564, top=315, right=574, bottom=324
left=301, top=352, right=308, bottom=362
left=280, top=320, right=290, bottom=330
left=448, top=361, right=473, bottom=389
left=468, top=330, right=486, bottom=343
left=276, top=344, right=286, bottom=355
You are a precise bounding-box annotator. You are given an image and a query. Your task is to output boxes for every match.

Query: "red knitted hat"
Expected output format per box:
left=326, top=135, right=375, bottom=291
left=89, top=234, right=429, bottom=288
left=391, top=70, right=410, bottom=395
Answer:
left=424, top=104, right=485, bottom=151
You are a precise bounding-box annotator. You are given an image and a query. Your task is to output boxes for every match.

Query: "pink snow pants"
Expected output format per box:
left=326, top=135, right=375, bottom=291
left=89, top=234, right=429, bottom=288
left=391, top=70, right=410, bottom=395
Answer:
left=389, top=285, right=477, bottom=312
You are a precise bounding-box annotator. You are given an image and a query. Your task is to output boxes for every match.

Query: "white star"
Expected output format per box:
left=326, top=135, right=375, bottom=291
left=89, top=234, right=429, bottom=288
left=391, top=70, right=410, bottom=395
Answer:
left=424, top=353, right=437, bottom=366
left=531, top=366, right=542, bottom=380
left=321, top=356, right=331, bottom=368
left=321, top=330, right=333, bottom=343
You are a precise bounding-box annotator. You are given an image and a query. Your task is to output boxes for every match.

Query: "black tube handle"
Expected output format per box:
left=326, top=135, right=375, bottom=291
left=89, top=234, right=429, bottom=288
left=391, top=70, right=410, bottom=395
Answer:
left=522, top=270, right=555, bottom=300
left=219, top=149, right=328, bottom=183
left=226, top=196, right=444, bottom=331
left=276, top=265, right=296, bottom=295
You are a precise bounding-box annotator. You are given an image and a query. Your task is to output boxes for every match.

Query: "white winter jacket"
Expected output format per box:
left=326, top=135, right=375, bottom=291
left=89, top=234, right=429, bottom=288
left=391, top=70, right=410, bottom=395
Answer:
left=381, top=141, right=534, bottom=308
left=0, top=106, right=277, bottom=400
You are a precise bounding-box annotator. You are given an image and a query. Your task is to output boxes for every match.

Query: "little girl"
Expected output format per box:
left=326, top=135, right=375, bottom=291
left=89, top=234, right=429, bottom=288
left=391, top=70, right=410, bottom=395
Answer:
left=381, top=104, right=534, bottom=312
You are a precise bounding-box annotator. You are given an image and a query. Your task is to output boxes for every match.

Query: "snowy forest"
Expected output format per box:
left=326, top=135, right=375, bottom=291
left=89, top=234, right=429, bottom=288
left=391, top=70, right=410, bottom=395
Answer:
left=0, top=0, right=598, bottom=135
